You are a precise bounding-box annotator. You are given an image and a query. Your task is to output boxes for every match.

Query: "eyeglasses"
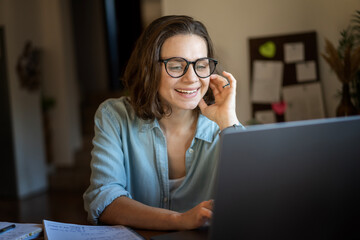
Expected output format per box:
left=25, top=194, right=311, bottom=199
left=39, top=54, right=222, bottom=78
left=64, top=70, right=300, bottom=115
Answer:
left=159, top=57, right=218, bottom=78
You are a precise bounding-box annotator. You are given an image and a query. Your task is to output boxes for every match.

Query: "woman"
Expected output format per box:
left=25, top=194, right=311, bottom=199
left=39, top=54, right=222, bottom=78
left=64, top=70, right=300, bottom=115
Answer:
left=83, top=15, right=243, bottom=230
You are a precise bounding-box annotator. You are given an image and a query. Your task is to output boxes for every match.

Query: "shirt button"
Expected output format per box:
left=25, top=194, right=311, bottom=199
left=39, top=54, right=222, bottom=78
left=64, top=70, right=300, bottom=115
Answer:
left=164, top=197, right=168, bottom=202
left=189, top=148, right=194, bottom=154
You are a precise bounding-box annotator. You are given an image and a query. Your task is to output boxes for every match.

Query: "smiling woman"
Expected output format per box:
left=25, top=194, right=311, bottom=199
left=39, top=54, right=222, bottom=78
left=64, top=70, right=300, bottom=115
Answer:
left=83, top=15, right=243, bottom=231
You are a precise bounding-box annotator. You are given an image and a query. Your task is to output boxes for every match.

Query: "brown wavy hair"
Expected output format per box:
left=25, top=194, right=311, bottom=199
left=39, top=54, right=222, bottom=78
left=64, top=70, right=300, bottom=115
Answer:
left=123, top=15, right=215, bottom=120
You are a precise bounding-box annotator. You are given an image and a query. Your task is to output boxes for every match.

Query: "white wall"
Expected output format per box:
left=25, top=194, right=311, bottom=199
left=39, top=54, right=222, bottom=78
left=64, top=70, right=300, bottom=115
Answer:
left=162, top=0, right=359, bottom=124
left=0, top=0, right=48, bottom=198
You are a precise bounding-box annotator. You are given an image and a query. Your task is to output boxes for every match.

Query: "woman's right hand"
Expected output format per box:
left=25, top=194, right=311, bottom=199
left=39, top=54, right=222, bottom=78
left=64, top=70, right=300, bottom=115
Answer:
left=174, top=200, right=214, bottom=230
left=198, top=71, right=239, bottom=130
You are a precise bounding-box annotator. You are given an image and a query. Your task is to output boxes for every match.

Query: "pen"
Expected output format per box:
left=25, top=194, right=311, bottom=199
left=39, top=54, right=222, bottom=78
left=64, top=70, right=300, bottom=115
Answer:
left=0, top=224, right=16, bottom=234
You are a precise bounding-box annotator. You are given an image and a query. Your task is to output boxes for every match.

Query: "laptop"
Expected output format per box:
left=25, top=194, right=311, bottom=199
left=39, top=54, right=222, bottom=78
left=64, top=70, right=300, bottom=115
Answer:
left=152, top=116, right=360, bottom=240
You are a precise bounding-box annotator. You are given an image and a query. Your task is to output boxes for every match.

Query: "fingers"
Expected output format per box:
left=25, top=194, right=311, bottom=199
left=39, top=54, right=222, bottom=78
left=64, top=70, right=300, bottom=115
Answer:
left=222, top=82, right=230, bottom=88
left=208, top=78, right=221, bottom=96
left=196, top=202, right=213, bottom=226
left=210, top=74, right=227, bottom=94
left=201, top=209, right=213, bottom=223
left=222, top=71, right=236, bottom=89
left=197, top=200, right=213, bottom=210
left=203, top=199, right=214, bottom=210
left=199, top=200, right=214, bottom=218
left=210, top=71, right=236, bottom=94
left=180, top=200, right=214, bottom=230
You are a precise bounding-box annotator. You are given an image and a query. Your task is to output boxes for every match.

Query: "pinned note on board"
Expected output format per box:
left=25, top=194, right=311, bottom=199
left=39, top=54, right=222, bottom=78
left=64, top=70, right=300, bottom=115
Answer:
left=255, top=110, right=276, bottom=124
left=284, top=42, right=304, bottom=63
left=259, top=41, right=276, bottom=58
left=251, top=60, right=284, bottom=103
left=296, top=61, right=317, bottom=82
left=282, top=82, right=325, bottom=121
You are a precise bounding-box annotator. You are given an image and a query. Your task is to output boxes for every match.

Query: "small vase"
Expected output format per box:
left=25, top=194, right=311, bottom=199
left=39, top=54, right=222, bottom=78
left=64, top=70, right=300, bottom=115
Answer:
left=336, top=83, right=358, bottom=117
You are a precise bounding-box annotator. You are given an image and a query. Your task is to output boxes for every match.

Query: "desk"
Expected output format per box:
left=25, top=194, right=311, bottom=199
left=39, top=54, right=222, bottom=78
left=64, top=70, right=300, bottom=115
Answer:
left=135, top=229, right=171, bottom=240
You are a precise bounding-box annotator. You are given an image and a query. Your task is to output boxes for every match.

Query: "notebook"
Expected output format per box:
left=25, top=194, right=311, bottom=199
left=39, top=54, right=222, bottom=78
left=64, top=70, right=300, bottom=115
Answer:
left=0, top=222, right=42, bottom=240
left=152, top=116, right=360, bottom=240
left=43, top=220, right=143, bottom=240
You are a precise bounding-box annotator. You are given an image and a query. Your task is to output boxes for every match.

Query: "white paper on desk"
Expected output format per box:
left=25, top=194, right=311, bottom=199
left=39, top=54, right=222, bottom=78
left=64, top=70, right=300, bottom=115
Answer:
left=282, top=82, right=325, bottom=122
left=251, top=60, right=283, bottom=103
left=296, top=61, right=317, bottom=82
left=0, top=222, right=42, bottom=240
left=284, top=42, right=304, bottom=63
left=43, top=220, right=143, bottom=240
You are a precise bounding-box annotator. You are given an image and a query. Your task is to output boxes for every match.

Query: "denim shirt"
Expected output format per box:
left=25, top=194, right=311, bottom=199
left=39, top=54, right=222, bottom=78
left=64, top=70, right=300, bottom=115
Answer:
left=83, top=97, right=225, bottom=224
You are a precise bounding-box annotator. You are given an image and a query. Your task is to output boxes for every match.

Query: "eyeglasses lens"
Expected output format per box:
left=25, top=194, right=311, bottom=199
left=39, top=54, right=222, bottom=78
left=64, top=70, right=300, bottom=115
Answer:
left=195, top=59, right=212, bottom=78
left=166, top=59, right=186, bottom=77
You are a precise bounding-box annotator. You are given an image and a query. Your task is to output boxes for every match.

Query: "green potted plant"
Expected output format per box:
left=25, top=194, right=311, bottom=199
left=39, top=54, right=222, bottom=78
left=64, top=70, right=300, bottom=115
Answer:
left=322, top=10, right=360, bottom=116
left=351, top=10, right=360, bottom=111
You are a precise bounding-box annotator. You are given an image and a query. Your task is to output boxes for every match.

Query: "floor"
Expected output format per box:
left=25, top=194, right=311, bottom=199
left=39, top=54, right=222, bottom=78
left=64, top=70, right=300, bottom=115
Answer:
left=0, top=135, right=91, bottom=225
left=0, top=189, right=88, bottom=225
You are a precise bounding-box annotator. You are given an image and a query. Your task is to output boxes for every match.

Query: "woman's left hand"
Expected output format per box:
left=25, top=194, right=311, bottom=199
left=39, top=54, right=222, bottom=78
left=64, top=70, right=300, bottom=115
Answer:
left=198, top=71, right=239, bottom=130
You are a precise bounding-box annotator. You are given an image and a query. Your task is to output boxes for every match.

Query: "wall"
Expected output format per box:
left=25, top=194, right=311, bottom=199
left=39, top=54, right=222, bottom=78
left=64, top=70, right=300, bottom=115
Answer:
left=0, top=0, right=82, bottom=198
left=162, top=0, right=359, bottom=124
left=141, top=0, right=162, bottom=27
left=38, top=0, right=82, bottom=166
left=71, top=0, right=108, bottom=95
left=0, top=0, right=48, bottom=198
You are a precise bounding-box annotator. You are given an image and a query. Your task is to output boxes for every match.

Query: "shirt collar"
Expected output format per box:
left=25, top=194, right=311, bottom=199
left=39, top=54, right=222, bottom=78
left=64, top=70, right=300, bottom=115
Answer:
left=139, top=114, right=218, bottom=143
left=139, top=118, right=159, bottom=132
left=194, top=114, right=218, bottom=143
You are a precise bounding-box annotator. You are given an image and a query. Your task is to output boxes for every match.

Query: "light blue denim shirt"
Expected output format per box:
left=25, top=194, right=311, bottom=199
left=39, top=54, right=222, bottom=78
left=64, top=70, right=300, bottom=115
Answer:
left=83, top=97, right=233, bottom=224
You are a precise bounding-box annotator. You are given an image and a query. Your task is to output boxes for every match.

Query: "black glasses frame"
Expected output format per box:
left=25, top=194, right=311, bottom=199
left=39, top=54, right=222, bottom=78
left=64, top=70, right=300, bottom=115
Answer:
left=159, top=57, right=218, bottom=78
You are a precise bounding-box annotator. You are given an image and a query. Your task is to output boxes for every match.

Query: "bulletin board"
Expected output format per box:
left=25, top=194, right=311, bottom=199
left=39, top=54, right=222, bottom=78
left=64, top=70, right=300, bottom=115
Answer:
left=249, top=31, right=326, bottom=123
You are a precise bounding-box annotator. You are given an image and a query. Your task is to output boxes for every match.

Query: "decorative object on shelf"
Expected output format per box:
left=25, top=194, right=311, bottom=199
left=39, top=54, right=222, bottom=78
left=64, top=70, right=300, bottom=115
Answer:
left=16, top=41, right=42, bottom=91
left=321, top=10, right=360, bottom=116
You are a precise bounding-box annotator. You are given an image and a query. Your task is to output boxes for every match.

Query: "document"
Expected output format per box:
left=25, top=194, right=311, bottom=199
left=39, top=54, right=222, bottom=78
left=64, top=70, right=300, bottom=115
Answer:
left=43, top=220, right=143, bottom=240
left=284, top=42, right=304, bottom=63
left=282, top=82, right=325, bottom=121
left=255, top=110, right=276, bottom=124
left=0, top=222, right=42, bottom=240
left=296, top=61, right=317, bottom=82
left=251, top=60, right=283, bottom=103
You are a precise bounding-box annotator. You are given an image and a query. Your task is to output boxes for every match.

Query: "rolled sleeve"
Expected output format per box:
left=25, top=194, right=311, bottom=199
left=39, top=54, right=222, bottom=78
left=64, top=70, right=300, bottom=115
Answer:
left=219, top=122, right=246, bottom=137
left=83, top=103, right=132, bottom=224
left=84, top=184, right=130, bottom=224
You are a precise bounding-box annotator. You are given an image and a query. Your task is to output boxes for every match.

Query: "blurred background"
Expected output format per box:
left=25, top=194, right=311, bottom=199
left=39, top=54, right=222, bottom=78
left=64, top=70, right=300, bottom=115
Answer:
left=0, top=0, right=358, bottom=224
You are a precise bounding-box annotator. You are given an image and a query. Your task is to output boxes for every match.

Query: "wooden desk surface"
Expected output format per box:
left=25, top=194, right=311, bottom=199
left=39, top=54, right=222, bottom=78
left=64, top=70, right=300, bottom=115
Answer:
left=135, top=229, right=171, bottom=240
